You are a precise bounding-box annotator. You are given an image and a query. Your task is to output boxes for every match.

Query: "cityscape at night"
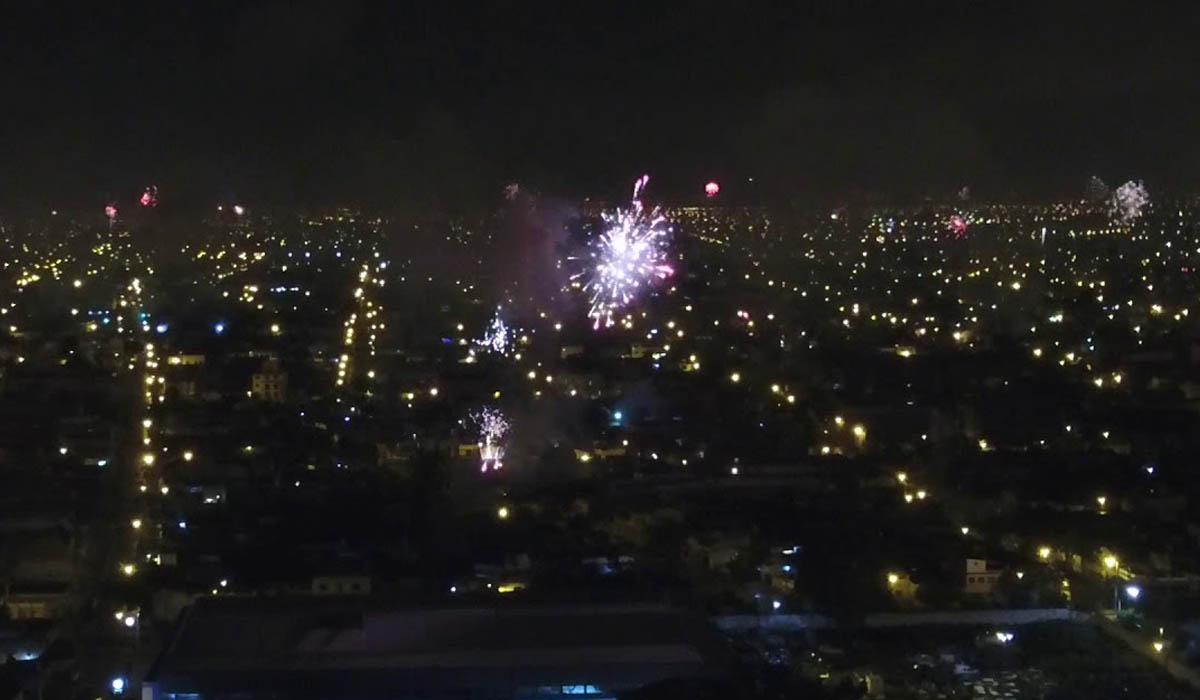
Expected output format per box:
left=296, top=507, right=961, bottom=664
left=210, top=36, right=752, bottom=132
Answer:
left=5, top=2, right=1200, bottom=699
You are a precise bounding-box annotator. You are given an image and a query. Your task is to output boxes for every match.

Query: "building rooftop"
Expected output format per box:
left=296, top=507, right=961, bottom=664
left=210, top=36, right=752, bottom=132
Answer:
left=146, top=599, right=728, bottom=699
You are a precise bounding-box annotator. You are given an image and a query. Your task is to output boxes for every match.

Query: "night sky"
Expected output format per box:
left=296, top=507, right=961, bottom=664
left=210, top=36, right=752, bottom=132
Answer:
left=3, top=1, right=1199, bottom=212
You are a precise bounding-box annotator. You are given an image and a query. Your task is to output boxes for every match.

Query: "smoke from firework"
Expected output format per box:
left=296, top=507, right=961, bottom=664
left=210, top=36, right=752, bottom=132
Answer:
left=1087, top=176, right=1110, bottom=202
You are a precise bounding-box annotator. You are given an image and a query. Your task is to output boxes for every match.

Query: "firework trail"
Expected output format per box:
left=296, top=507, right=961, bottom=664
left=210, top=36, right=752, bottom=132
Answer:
left=574, top=175, right=674, bottom=329
left=105, top=204, right=118, bottom=227
left=472, top=407, right=510, bottom=472
left=1109, top=180, right=1149, bottom=222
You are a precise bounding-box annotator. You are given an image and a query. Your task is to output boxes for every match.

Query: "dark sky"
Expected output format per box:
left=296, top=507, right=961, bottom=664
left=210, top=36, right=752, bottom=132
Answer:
left=3, top=1, right=1199, bottom=212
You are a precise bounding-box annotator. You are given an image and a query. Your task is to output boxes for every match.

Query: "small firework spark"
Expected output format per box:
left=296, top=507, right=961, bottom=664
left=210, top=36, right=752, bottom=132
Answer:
left=140, top=185, right=158, bottom=208
left=957, top=186, right=971, bottom=201
left=504, top=183, right=520, bottom=200
left=105, top=204, right=118, bottom=223
left=948, top=214, right=969, bottom=238
left=232, top=204, right=245, bottom=216
left=471, top=407, right=510, bottom=472
left=704, top=181, right=720, bottom=197
left=1109, top=180, right=1149, bottom=222
left=476, top=308, right=512, bottom=355
left=574, top=175, right=674, bottom=329
left=1087, top=175, right=1110, bottom=201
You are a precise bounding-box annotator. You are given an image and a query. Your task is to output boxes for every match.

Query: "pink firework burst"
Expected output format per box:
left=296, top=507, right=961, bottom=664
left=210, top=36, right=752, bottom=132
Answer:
left=948, top=214, right=969, bottom=238
left=140, top=186, right=158, bottom=208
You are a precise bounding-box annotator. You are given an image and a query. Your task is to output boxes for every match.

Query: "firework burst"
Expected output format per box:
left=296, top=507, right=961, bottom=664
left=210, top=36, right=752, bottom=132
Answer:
left=476, top=308, right=512, bottom=355
left=948, top=214, right=970, bottom=238
left=472, top=407, right=510, bottom=473
left=1110, top=180, right=1149, bottom=222
left=140, top=185, right=158, bottom=208
left=574, top=175, right=674, bottom=329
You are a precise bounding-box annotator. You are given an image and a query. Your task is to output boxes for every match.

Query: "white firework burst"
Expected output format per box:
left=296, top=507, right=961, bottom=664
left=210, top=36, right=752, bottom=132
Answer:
left=573, top=175, right=674, bottom=329
left=476, top=308, right=511, bottom=355
left=471, top=407, right=510, bottom=472
left=1110, top=180, right=1149, bottom=222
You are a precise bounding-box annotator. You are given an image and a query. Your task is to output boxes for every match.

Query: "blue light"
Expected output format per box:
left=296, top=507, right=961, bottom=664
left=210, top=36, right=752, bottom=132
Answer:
left=613, top=411, right=623, bottom=422
left=214, top=322, right=225, bottom=334
left=111, top=677, right=126, bottom=695
left=155, top=323, right=168, bottom=334
left=782, top=564, right=792, bottom=573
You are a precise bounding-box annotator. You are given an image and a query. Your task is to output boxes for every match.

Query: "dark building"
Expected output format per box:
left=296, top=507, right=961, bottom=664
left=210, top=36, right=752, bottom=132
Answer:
left=144, top=599, right=729, bottom=699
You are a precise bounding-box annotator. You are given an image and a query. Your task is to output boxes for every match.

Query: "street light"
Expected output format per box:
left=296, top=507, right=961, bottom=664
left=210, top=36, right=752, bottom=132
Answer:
left=1038, top=546, right=1052, bottom=561
left=1125, top=585, right=1142, bottom=600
